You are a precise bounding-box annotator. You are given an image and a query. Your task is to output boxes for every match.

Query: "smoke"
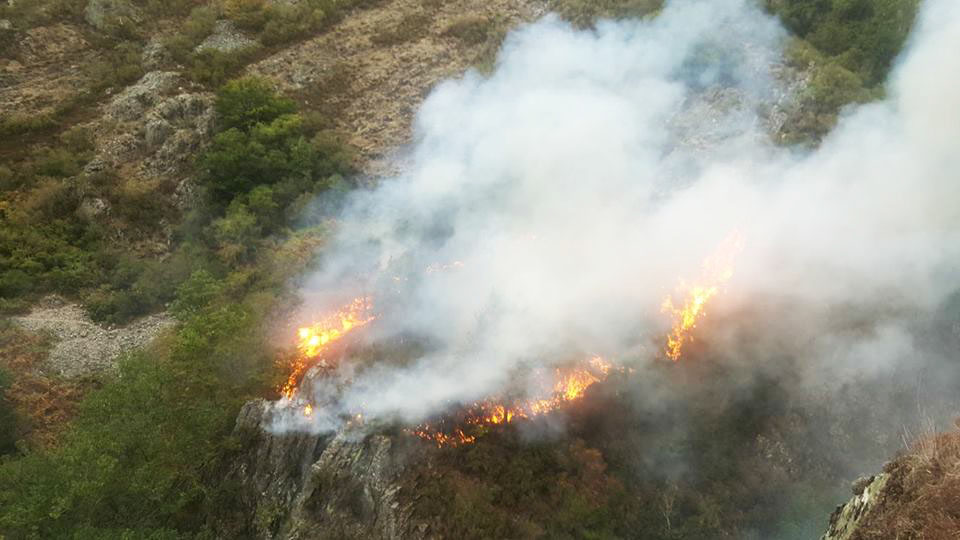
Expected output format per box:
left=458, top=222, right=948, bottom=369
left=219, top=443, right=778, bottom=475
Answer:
left=280, top=0, right=960, bottom=434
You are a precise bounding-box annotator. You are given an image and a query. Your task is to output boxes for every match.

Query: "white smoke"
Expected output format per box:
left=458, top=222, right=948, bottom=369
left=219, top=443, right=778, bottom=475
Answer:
left=279, top=0, right=960, bottom=432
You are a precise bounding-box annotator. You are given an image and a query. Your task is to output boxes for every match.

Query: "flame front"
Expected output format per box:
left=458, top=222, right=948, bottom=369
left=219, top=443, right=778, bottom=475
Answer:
left=287, top=234, right=742, bottom=445
left=411, top=356, right=616, bottom=447
left=281, top=296, right=375, bottom=399
left=661, top=232, right=744, bottom=361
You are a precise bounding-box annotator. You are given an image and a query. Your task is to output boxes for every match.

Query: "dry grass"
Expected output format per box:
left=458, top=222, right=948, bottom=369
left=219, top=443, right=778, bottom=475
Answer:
left=370, top=11, right=433, bottom=46
left=852, top=424, right=960, bottom=539
left=441, top=15, right=495, bottom=46
left=0, top=322, right=92, bottom=450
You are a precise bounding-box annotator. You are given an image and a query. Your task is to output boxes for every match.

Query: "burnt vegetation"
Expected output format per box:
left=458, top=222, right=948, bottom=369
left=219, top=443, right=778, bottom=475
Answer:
left=0, top=0, right=946, bottom=539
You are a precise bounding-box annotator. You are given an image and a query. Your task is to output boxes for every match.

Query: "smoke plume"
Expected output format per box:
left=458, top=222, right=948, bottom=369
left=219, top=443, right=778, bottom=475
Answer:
left=279, top=0, right=960, bottom=434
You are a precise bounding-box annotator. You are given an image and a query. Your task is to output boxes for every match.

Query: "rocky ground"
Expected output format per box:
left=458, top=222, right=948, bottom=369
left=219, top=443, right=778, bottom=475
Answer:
left=12, top=296, right=174, bottom=377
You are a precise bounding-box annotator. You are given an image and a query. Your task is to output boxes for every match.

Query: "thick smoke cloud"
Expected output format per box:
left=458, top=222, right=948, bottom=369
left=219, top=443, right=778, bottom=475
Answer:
left=279, top=0, right=960, bottom=433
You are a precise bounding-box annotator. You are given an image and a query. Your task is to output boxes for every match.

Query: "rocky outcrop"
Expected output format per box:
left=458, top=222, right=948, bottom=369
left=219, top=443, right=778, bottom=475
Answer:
left=84, top=0, right=144, bottom=32
left=86, top=70, right=215, bottom=192
left=195, top=20, right=259, bottom=54
left=821, top=474, right=890, bottom=540
left=105, top=71, right=181, bottom=122
left=820, top=429, right=960, bottom=539
left=224, top=399, right=425, bottom=540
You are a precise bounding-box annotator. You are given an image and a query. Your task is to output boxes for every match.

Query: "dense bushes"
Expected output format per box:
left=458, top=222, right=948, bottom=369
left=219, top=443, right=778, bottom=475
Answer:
left=0, top=283, right=279, bottom=538
left=768, top=0, right=919, bottom=85
left=0, top=72, right=353, bottom=322
left=0, top=368, right=18, bottom=456
left=765, top=0, right=919, bottom=143
left=200, top=77, right=353, bottom=227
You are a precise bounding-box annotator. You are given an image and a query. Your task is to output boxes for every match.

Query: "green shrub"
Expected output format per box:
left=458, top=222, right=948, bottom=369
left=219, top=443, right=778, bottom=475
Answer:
left=0, top=368, right=18, bottom=456
left=87, top=41, right=145, bottom=89
left=201, top=77, right=354, bottom=206
left=189, top=47, right=260, bottom=87
left=550, top=0, right=662, bottom=28
left=259, top=5, right=326, bottom=46
left=0, top=299, right=271, bottom=537
left=0, top=113, right=57, bottom=139
left=166, top=5, right=220, bottom=64
left=223, top=0, right=269, bottom=32
left=767, top=0, right=919, bottom=86
left=215, top=77, right=297, bottom=132
left=33, top=148, right=85, bottom=178
left=442, top=15, right=496, bottom=46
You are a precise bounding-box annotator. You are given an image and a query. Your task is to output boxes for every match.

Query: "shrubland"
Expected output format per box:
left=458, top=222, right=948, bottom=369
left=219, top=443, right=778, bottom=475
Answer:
left=0, top=77, right=354, bottom=537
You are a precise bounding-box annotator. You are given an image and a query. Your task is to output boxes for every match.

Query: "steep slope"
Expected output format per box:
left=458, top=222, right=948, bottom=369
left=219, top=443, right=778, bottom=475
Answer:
left=249, top=0, right=544, bottom=176
left=221, top=400, right=423, bottom=539
left=823, top=428, right=960, bottom=540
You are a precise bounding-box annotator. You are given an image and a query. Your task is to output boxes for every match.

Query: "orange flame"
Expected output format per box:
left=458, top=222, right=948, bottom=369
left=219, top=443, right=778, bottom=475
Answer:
left=282, top=296, right=375, bottom=399
left=411, top=356, right=617, bottom=447
left=661, top=232, right=744, bottom=361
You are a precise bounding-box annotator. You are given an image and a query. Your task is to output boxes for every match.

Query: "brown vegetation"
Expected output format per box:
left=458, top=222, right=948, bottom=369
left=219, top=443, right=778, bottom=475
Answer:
left=852, top=426, right=960, bottom=539
left=0, top=323, right=91, bottom=450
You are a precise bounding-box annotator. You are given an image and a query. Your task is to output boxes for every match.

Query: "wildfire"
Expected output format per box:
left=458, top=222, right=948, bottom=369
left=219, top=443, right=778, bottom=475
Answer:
left=281, top=296, right=375, bottom=399
left=661, top=232, right=744, bottom=361
left=285, top=233, right=744, bottom=447
left=411, top=356, right=616, bottom=447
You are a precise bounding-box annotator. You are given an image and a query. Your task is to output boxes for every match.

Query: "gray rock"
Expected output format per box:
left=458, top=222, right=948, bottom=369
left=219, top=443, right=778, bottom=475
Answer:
left=78, top=196, right=110, bottom=218
left=142, top=35, right=171, bottom=71
left=106, top=71, right=180, bottom=121
left=821, top=473, right=890, bottom=540
left=12, top=297, right=175, bottom=378
left=142, top=93, right=215, bottom=176
left=223, top=399, right=425, bottom=539
left=144, top=118, right=173, bottom=149
left=195, top=20, right=259, bottom=54
left=84, top=0, right=144, bottom=32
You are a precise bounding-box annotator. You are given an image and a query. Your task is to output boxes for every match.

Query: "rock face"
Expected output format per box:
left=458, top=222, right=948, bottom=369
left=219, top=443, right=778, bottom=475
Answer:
left=821, top=473, right=890, bottom=540
left=225, top=399, right=425, bottom=540
left=105, top=71, right=181, bottom=121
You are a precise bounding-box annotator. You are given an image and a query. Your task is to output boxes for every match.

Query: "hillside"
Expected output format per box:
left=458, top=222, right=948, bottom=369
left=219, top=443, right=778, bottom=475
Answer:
left=2, top=0, right=957, bottom=539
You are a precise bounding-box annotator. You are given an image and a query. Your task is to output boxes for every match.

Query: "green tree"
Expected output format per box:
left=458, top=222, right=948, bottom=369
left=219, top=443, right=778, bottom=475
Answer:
left=0, top=368, right=17, bottom=456
left=214, top=77, right=296, bottom=133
